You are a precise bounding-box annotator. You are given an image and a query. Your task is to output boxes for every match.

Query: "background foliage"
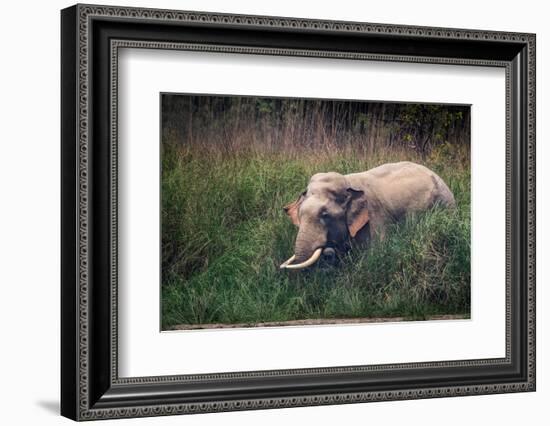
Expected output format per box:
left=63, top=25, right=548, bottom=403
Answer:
left=161, top=95, right=471, bottom=329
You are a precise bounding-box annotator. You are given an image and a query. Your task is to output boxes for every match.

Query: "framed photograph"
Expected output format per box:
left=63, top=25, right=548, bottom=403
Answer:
left=61, top=4, right=536, bottom=421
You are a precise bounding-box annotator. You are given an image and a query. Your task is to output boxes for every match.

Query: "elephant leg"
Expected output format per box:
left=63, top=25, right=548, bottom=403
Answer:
left=369, top=220, right=387, bottom=241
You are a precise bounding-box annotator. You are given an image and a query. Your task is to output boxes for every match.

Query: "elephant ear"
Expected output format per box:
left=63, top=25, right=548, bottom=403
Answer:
left=346, top=188, right=369, bottom=238
left=283, top=192, right=305, bottom=226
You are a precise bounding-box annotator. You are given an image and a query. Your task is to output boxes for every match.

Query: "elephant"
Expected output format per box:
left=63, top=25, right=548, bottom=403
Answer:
left=280, top=161, right=456, bottom=270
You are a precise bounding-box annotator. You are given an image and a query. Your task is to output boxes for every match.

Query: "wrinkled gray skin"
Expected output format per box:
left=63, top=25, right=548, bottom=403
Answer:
left=282, top=161, right=455, bottom=269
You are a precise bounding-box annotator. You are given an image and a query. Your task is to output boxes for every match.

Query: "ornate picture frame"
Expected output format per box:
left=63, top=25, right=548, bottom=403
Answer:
left=61, top=4, right=535, bottom=421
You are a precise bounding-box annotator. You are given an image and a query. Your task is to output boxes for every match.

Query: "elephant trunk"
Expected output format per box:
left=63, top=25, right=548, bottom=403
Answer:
left=280, top=225, right=326, bottom=270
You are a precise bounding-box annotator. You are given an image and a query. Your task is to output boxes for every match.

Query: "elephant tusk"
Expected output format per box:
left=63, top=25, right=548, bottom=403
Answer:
left=280, top=248, right=323, bottom=270
left=279, top=255, right=296, bottom=269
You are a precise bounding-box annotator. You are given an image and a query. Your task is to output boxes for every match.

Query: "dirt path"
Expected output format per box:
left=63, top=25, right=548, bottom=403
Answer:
left=167, top=314, right=469, bottom=331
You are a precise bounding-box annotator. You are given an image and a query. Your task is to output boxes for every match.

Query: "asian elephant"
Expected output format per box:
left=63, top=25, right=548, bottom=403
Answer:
left=280, top=161, right=455, bottom=270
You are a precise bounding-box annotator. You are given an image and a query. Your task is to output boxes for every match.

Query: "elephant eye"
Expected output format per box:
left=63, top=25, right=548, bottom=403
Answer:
left=320, top=210, right=330, bottom=219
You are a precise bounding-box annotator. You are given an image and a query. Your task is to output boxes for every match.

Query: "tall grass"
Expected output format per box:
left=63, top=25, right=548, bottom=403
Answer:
left=161, top=140, right=470, bottom=329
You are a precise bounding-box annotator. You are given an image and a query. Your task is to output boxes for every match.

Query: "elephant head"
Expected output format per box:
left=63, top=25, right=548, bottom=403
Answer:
left=280, top=172, right=370, bottom=270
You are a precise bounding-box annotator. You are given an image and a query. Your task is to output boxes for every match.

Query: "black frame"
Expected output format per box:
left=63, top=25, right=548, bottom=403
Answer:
left=61, top=4, right=536, bottom=421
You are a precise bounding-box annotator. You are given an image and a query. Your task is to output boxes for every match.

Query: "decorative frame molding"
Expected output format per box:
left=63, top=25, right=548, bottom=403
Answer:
left=61, top=4, right=535, bottom=421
